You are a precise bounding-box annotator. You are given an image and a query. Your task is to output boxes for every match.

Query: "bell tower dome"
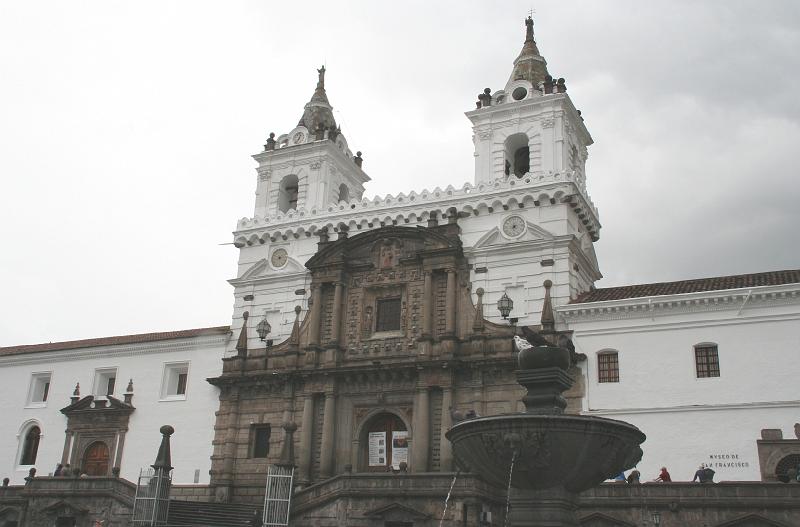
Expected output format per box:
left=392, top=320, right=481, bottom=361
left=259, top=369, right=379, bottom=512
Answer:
left=252, top=66, right=370, bottom=219
left=467, top=17, right=593, bottom=186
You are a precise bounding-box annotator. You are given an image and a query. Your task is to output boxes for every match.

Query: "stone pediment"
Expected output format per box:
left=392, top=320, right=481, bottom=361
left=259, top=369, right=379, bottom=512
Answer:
left=364, top=502, right=431, bottom=520
left=579, top=512, right=635, bottom=526
left=61, top=395, right=135, bottom=416
left=716, top=514, right=788, bottom=527
left=472, top=222, right=554, bottom=249
left=306, top=225, right=460, bottom=269
left=232, top=257, right=306, bottom=284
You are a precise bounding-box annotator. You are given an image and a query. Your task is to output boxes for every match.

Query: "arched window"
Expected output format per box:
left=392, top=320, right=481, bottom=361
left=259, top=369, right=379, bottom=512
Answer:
left=19, top=425, right=41, bottom=465
left=695, top=343, right=720, bottom=378
left=277, top=175, right=299, bottom=213
left=597, top=350, right=619, bottom=383
left=338, top=184, right=349, bottom=203
left=504, top=133, right=530, bottom=177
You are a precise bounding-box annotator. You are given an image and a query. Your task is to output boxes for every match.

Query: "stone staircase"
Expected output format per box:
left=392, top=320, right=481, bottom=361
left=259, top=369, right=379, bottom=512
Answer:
left=167, top=499, right=263, bottom=526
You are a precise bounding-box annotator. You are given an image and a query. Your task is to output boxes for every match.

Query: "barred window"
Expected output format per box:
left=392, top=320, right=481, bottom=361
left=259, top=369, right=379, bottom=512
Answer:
left=695, top=344, right=720, bottom=378
left=598, top=351, right=619, bottom=383
left=375, top=298, right=402, bottom=332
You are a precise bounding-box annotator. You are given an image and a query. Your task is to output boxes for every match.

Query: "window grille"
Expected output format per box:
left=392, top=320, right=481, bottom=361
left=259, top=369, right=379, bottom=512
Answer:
left=598, top=352, right=619, bottom=383
left=695, top=345, right=720, bottom=378
left=376, top=298, right=401, bottom=332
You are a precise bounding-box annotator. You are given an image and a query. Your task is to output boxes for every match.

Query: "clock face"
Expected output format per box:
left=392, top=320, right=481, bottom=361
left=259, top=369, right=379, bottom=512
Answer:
left=292, top=132, right=305, bottom=144
left=502, top=216, right=526, bottom=238
left=271, top=248, right=288, bottom=269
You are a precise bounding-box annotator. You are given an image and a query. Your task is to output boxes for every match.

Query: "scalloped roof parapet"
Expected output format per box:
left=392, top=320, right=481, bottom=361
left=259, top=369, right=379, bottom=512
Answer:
left=236, top=170, right=597, bottom=234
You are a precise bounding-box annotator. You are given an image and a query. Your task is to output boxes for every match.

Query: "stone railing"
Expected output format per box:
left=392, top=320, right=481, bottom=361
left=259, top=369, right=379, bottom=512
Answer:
left=234, top=171, right=598, bottom=242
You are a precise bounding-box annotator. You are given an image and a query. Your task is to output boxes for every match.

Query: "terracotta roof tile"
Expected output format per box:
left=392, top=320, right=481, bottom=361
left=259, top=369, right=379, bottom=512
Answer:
left=571, top=269, right=800, bottom=304
left=0, top=326, right=231, bottom=357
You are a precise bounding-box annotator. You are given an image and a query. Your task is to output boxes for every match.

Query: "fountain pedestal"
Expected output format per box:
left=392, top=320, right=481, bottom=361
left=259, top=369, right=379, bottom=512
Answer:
left=508, top=487, right=579, bottom=527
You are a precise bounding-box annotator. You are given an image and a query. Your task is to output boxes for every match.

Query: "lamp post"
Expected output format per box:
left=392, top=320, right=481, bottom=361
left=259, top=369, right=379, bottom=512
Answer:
left=497, top=292, right=514, bottom=320
left=256, top=316, right=271, bottom=342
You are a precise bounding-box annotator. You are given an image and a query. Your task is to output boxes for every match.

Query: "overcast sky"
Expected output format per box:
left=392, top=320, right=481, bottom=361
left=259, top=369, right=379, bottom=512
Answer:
left=1, top=1, right=798, bottom=346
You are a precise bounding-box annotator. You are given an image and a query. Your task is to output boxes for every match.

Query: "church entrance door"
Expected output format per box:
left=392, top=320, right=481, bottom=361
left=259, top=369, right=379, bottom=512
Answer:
left=364, top=413, right=408, bottom=472
left=83, top=441, right=110, bottom=476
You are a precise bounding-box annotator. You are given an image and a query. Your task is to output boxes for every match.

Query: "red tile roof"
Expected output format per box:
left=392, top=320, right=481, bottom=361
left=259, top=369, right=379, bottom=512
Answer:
left=0, top=326, right=231, bottom=357
left=571, top=269, right=800, bottom=304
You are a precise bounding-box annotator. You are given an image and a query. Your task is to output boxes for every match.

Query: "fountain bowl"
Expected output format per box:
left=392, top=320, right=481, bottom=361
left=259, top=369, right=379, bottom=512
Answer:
left=446, top=413, right=645, bottom=493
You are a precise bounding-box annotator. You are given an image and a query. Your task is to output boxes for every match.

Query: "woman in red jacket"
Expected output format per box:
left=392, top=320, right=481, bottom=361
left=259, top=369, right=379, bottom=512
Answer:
left=655, top=466, right=672, bottom=482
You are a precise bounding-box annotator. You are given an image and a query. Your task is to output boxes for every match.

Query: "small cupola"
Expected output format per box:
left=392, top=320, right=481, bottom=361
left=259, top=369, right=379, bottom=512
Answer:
left=504, top=16, right=550, bottom=101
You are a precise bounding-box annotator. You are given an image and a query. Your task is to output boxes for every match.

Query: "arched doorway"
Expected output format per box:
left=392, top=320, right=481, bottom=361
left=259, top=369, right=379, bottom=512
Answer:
left=83, top=441, right=110, bottom=476
left=362, top=413, right=408, bottom=472
left=775, top=453, right=800, bottom=482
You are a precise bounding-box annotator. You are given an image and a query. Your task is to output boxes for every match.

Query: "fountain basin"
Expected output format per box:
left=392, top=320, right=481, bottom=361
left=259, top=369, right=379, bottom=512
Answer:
left=446, top=413, right=645, bottom=493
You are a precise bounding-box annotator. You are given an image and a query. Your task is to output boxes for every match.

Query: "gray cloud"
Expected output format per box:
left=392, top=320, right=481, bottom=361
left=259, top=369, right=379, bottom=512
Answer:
left=1, top=1, right=798, bottom=345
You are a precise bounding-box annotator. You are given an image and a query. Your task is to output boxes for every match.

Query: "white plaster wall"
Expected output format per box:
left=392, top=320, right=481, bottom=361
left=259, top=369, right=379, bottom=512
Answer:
left=0, top=334, right=227, bottom=485
left=562, top=294, right=800, bottom=481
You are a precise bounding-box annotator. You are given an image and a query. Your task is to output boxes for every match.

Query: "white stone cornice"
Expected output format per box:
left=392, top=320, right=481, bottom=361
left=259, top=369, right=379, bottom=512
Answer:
left=0, top=334, right=229, bottom=367
left=234, top=172, right=600, bottom=243
left=557, top=283, right=800, bottom=322
left=584, top=398, right=800, bottom=416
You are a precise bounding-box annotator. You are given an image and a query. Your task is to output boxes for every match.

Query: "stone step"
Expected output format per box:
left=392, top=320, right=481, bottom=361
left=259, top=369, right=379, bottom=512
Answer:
left=167, top=499, right=263, bottom=526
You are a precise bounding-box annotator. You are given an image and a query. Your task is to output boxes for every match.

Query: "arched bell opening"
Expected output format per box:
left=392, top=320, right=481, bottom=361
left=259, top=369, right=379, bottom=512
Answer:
left=504, top=133, right=530, bottom=177
left=277, top=174, right=299, bottom=213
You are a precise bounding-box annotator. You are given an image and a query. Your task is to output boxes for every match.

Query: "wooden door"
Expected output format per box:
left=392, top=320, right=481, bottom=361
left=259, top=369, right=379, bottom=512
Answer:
left=365, top=413, right=407, bottom=471
left=83, top=441, right=110, bottom=476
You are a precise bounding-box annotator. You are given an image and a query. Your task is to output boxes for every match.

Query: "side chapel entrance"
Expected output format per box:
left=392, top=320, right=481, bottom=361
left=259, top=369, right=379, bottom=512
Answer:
left=83, top=441, right=110, bottom=476
left=363, top=413, right=409, bottom=472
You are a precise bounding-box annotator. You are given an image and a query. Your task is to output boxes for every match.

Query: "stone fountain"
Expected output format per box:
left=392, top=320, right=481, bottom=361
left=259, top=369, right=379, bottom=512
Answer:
left=446, top=339, right=646, bottom=526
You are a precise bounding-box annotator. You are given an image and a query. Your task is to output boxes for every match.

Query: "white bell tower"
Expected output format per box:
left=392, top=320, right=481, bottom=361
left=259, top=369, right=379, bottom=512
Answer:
left=468, top=17, right=592, bottom=187
left=252, top=66, right=370, bottom=219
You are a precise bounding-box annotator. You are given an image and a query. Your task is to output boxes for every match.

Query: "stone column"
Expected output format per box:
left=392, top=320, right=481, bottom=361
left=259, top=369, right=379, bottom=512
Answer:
left=308, top=285, right=322, bottom=347
left=298, top=395, right=315, bottom=483
left=61, top=431, right=74, bottom=465
left=219, top=389, right=240, bottom=501
left=439, top=387, right=453, bottom=471
left=329, top=281, right=343, bottom=346
left=445, top=269, right=457, bottom=336
left=422, top=272, right=433, bottom=338
left=319, top=392, right=337, bottom=478
left=411, top=387, right=430, bottom=472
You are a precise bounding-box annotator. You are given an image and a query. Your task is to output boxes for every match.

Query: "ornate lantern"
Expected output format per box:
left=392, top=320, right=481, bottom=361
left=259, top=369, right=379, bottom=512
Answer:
left=256, top=316, right=271, bottom=341
left=497, top=292, right=514, bottom=319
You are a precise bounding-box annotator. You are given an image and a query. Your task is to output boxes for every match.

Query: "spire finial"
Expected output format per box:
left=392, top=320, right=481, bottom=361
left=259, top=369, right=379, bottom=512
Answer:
left=236, top=311, right=249, bottom=357
left=541, top=280, right=555, bottom=331
left=317, top=65, right=326, bottom=89
left=525, top=14, right=535, bottom=42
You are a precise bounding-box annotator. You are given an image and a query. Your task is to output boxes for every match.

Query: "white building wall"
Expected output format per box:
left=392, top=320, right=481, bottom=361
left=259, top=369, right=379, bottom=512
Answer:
left=559, top=286, right=800, bottom=481
left=0, top=333, right=227, bottom=485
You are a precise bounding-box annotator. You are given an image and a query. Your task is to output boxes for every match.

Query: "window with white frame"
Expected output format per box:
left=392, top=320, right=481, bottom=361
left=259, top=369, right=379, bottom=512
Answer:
left=93, top=368, right=117, bottom=397
left=161, top=362, right=189, bottom=400
left=26, top=372, right=52, bottom=407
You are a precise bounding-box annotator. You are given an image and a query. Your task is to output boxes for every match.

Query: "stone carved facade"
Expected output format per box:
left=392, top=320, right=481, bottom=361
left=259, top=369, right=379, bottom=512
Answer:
left=207, top=221, right=586, bottom=503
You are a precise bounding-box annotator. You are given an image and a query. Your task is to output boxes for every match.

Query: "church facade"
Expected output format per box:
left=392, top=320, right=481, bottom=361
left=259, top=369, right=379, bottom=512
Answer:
left=0, top=15, right=799, bottom=527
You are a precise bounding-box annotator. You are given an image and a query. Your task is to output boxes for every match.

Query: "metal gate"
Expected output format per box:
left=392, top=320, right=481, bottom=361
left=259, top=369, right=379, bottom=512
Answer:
left=262, top=464, right=294, bottom=526
left=131, top=467, right=171, bottom=526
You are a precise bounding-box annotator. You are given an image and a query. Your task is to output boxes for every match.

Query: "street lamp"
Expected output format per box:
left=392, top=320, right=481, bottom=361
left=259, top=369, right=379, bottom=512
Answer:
left=497, top=292, right=514, bottom=319
left=256, top=316, right=271, bottom=342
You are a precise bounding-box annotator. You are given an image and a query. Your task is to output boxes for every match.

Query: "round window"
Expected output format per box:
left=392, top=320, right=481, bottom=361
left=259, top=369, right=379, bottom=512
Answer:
left=512, top=87, right=528, bottom=101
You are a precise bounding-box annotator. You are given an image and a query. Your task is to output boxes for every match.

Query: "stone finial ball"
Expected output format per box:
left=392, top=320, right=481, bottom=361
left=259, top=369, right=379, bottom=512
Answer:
left=295, top=305, right=302, bottom=314
left=356, top=151, right=362, bottom=157
left=160, top=425, right=175, bottom=436
left=476, top=287, right=484, bottom=296
left=543, top=279, right=553, bottom=288
left=484, top=88, right=491, bottom=94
